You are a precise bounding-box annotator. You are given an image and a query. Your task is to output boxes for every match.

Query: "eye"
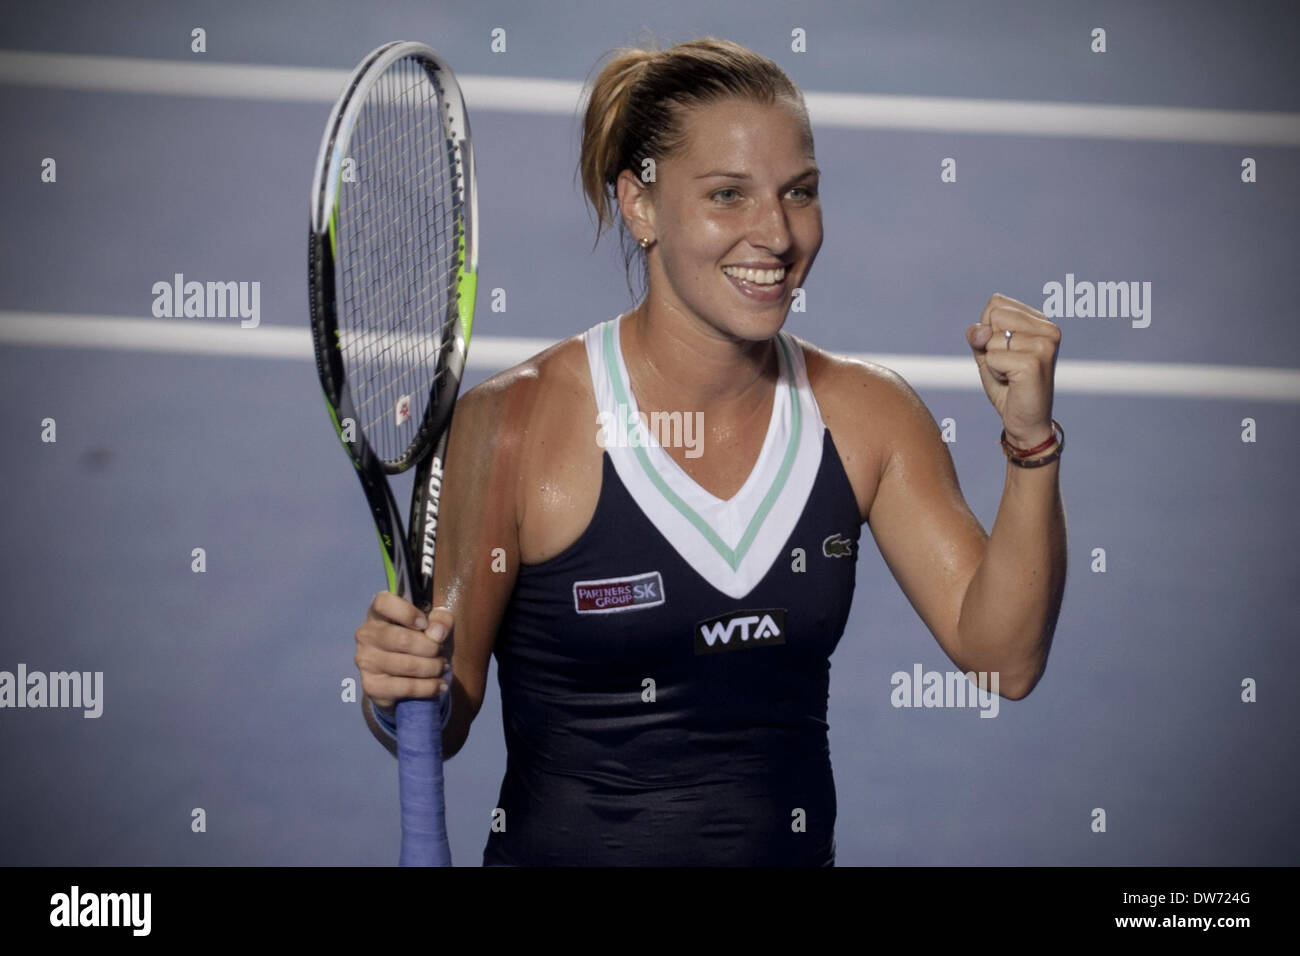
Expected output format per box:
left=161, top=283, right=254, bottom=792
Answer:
left=712, top=187, right=741, bottom=203
left=788, top=185, right=818, bottom=201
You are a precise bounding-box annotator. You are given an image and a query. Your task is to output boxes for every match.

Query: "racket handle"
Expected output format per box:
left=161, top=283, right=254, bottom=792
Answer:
left=396, top=697, right=452, bottom=866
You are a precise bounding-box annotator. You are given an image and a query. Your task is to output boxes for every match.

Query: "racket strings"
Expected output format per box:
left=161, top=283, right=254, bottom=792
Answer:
left=353, top=62, right=458, bottom=456
left=334, top=55, right=468, bottom=466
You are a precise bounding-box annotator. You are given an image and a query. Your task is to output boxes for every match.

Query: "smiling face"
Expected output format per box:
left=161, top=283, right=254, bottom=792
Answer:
left=620, top=95, right=822, bottom=342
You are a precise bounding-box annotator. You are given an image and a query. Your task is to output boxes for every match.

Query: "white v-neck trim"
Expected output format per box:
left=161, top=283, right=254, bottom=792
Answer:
left=614, top=316, right=784, bottom=508
left=585, top=316, right=826, bottom=599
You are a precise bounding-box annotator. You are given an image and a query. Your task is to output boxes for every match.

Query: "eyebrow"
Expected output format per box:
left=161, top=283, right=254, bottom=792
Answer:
left=695, top=166, right=820, bottom=185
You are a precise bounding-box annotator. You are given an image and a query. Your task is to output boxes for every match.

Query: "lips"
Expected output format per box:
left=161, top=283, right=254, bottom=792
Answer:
left=721, top=264, right=786, bottom=286
left=722, top=264, right=789, bottom=302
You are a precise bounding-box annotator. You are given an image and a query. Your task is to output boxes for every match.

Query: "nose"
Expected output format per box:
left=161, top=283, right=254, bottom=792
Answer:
left=748, top=193, right=793, bottom=256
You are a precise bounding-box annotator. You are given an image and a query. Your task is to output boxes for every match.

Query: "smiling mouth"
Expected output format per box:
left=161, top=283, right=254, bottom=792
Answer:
left=721, top=265, right=787, bottom=286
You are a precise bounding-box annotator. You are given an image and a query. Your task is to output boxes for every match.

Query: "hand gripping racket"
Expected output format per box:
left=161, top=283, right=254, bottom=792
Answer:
left=308, top=41, right=477, bottom=867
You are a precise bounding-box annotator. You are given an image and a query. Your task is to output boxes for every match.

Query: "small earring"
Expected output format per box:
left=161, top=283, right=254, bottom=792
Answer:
left=638, top=236, right=651, bottom=249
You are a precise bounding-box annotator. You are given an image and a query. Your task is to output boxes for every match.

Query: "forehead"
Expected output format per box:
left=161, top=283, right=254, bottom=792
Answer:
left=671, top=97, right=814, bottom=168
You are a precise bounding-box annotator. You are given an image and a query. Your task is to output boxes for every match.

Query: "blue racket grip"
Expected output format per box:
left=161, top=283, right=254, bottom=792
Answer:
left=396, top=697, right=451, bottom=866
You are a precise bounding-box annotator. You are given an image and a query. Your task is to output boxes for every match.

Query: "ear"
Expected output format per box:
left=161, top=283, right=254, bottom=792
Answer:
left=615, top=168, right=655, bottom=243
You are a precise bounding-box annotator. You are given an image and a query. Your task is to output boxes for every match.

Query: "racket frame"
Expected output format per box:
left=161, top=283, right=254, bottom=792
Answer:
left=307, top=40, right=478, bottom=867
left=308, top=40, right=478, bottom=607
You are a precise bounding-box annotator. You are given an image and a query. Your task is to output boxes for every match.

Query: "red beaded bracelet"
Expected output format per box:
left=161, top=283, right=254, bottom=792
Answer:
left=1000, top=419, right=1064, bottom=468
left=1002, top=426, right=1058, bottom=457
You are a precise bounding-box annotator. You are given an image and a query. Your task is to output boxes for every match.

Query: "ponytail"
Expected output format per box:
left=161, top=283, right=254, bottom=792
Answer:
left=579, top=47, right=659, bottom=241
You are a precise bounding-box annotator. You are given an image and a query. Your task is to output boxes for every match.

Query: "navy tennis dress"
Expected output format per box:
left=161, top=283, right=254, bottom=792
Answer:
left=482, top=317, right=861, bottom=866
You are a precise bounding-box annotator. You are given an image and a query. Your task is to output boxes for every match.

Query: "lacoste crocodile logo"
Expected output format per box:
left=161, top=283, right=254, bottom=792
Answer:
left=822, top=533, right=854, bottom=558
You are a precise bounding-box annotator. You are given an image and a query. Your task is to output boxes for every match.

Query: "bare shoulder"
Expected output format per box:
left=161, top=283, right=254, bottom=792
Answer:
left=797, top=335, right=909, bottom=397
left=450, top=332, right=602, bottom=562
left=454, top=332, right=592, bottom=444
left=792, top=335, right=939, bottom=519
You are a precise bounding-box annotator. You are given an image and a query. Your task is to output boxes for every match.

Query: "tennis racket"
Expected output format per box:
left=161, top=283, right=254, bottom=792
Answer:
left=308, top=40, right=478, bottom=867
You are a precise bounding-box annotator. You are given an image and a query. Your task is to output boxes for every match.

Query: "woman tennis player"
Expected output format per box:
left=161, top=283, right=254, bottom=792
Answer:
left=354, top=38, right=1066, bottom=866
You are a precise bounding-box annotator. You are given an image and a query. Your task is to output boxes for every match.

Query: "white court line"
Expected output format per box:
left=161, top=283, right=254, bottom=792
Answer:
left=1, top=312, right=1296, bottom=402
left=1, top=49, right=1298, bottom=144
left=0, top=312, right=541, bottom=373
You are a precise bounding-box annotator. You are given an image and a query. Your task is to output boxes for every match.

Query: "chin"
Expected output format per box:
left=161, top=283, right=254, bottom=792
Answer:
left=713, top=307, right=789, bottom=343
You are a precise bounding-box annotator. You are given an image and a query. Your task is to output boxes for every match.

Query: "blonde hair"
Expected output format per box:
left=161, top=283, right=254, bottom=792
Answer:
left=578, top=37, right=810, bottom=294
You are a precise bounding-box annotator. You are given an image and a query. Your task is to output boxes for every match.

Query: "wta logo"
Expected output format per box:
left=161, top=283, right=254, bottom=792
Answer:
left=694, top=608, right=786, bottom=655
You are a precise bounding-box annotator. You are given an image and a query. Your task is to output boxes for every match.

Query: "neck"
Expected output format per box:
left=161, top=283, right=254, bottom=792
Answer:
left=620, top=297, right=778, bottom=417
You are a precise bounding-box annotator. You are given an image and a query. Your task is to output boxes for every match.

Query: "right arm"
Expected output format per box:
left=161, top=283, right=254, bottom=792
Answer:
left=354, top=370, right=528, bottom=758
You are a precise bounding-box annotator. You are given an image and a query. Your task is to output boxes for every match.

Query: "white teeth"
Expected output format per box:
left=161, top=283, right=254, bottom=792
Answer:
left=723, top=265, right=786, bottom=285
